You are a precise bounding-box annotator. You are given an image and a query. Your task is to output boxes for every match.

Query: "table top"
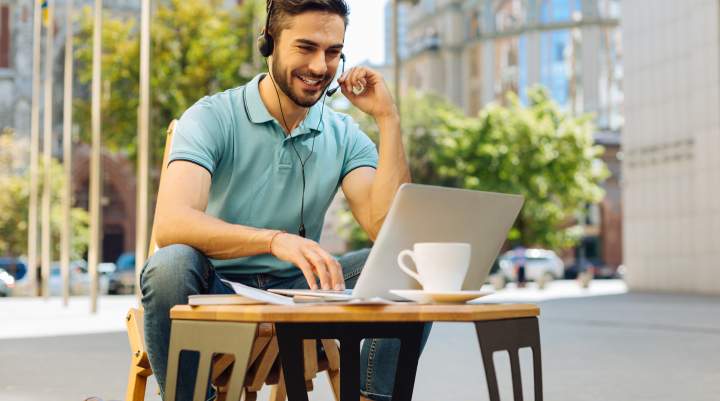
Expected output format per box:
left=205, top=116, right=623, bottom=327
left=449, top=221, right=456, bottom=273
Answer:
left=170, top=303, right=540, bottom=323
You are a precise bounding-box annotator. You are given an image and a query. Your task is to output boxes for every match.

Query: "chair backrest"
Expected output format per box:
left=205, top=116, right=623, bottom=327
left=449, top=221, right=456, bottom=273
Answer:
left=128, top=119, right=177, bottom=364
left=146, top=119, right=178, bottom=260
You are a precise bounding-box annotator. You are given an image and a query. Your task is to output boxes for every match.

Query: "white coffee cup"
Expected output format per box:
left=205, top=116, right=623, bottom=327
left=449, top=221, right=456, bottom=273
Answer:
left=396, top=242, right=471, bottom=292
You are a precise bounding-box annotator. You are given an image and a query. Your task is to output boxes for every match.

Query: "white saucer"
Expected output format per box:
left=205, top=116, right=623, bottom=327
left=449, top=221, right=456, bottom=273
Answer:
left=389, top=289, right=493, bottom=304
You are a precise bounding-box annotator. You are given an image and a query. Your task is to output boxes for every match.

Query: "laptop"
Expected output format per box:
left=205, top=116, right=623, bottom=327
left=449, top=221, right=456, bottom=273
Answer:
left=268, top=183, right=524, bottom=301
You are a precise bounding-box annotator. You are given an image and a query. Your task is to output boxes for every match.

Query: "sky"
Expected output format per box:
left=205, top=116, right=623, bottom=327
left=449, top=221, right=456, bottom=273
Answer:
left=342, top=0, right=387, bottom=67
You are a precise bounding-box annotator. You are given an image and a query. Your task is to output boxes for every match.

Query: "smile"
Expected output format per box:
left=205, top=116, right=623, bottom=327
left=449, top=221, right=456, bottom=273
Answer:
left=296, top=74, right=323, bottom=90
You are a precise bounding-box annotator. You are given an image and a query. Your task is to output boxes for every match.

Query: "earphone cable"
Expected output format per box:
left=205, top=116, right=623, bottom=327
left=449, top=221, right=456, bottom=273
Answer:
left=266, top=63, right=326, bottom=237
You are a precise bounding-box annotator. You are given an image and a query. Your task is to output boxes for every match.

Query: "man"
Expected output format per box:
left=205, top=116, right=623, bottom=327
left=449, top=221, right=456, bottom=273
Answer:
left=141, top=1, right=428, bottom=400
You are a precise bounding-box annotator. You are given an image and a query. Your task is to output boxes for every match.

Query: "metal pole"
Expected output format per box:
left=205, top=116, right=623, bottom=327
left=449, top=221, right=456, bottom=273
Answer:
left=61, top=0, right=75, bottom=306
left=392, top=0, right=400, bottom=122
left=88, top=0, right=103, bottom=313
left=135, top=0, right=150, bottom=300
left=29, top=0, right=42, bottom=297
left=41, top=0, right=54, bottom=300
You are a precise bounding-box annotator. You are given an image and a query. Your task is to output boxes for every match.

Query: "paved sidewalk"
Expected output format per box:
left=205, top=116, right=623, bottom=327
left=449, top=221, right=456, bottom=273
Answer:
left=1, top=280, right=718, bottom=401
left=0, top=279, right=627, bottom=340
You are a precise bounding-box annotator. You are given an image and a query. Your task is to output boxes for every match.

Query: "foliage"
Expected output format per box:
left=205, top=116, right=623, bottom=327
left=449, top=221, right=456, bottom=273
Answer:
left=73, top=0, right=263, bottom=166
left=336, top=86, right=609, bottom=251
left=0, top=131, right=90, bottom=260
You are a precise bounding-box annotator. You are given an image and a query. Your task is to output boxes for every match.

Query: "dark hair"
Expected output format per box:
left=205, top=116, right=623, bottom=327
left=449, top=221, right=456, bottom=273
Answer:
left=266, top=0, right=350, bottom=42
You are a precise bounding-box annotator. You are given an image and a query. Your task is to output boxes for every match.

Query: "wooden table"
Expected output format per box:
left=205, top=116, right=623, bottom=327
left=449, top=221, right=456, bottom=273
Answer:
left=167, top=303, right=542, bottom=401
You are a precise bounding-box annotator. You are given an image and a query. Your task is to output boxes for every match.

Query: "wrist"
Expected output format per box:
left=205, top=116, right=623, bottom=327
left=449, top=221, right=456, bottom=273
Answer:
left=372, top=107, right=399, bottom=123
left=268, top=230, right=286, bottom=254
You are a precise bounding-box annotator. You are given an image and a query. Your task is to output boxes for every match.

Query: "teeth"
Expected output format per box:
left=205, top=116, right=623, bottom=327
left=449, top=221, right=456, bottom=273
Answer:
left=299, top=76, right=320, bottom=85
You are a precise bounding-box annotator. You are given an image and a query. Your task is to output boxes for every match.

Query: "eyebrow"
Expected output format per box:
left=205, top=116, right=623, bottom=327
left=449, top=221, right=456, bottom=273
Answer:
left=294, top=38, right=344, bottom=50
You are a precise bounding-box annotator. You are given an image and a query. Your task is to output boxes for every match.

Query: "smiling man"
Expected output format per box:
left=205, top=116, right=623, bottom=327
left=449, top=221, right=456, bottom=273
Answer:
left=139, top=1, right=425, bottom=400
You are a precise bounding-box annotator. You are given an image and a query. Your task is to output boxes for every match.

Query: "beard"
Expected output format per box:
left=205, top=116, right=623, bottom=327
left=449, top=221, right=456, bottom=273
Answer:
left=271, top=53, right=331, bottom=108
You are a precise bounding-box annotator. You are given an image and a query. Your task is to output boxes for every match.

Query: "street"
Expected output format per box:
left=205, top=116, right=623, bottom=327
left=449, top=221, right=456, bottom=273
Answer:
left=1, top=281, right=718, bottom=401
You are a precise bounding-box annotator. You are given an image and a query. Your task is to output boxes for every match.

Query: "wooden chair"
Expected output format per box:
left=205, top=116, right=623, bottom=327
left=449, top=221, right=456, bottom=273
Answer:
left=125, top=120, right=341, bottom=401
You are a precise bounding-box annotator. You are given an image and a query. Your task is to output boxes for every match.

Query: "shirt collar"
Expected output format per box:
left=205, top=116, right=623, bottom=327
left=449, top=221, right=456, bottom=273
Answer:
left=244, top=73, right=325, bottom=135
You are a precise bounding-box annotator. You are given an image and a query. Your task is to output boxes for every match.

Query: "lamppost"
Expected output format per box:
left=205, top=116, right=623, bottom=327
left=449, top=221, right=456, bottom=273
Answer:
left=88, top=0, right=103, bottom=313
left=61, top=0, right=75, bottom=306
left=135, top=0, right=151, bottom=300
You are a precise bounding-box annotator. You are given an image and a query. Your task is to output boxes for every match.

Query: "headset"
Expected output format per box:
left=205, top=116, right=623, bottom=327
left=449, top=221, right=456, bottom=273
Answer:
left=256, top=0, right=345, bottom=237
left=257, top=0, right=345, bottom=96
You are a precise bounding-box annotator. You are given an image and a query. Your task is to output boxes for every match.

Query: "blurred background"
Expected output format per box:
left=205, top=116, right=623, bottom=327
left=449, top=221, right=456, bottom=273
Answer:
left=0, top=0, right=623, bottom=296
left=0, top=1, right=718, bottom=400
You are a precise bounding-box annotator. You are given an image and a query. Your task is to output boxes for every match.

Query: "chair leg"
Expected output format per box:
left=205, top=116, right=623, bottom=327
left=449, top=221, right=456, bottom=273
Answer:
left=126, top=365, right=150, bottom=401
left=303, top=340, right=318, bottom=381
left=269, top=371, right=287, bottom=401
left=321, top=338, right=341, bottom=401
left=326, top=368, right=341, bottom=401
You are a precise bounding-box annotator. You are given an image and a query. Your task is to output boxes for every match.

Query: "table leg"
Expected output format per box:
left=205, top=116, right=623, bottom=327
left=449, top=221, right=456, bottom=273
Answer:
left=276, top=325, right=310, bottom=401
left=339, top=336, right=361, bottom=401
left=165, top=320, right=257, bottom=401
left=474, top=317, right=542, bottom=401
left=276, top=322, right=425, bottom=401
left=390, top=325, right=424, bottom=401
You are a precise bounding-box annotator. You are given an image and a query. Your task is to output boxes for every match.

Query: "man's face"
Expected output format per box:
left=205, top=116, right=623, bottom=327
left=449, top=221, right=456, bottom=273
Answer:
left=270, top=11, right=345, bottom=107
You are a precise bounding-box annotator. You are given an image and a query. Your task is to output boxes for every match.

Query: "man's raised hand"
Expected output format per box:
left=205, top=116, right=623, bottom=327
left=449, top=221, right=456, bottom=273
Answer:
left=338, top=66, right=399, bottom=121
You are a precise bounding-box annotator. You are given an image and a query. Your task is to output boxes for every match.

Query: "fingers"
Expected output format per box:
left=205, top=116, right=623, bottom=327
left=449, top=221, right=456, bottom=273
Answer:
left=295, top=257, right=319, bottom=290
left=322, top=252, right=345, bottom=290
left=348, top=68, right=365, bottom=94
left=302, top=247, right=332, bottom=290
left=278, top=233, right=345, bottom=290
left=339, top=67, right=368, bottom=96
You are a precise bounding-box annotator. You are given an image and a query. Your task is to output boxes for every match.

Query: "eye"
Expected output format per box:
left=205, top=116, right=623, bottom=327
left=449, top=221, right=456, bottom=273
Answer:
left=327, top=50, right=341, bottom=59
left=298, top=46, right=313, bottom=53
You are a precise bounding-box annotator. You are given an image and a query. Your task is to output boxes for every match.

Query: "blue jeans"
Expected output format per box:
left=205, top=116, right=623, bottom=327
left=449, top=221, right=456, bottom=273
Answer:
left=140, top=244, right=431, bottom=401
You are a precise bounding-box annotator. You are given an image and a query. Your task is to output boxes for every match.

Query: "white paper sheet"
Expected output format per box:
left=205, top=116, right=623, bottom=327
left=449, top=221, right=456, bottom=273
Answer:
left=220, top=278, right=295, bottom=305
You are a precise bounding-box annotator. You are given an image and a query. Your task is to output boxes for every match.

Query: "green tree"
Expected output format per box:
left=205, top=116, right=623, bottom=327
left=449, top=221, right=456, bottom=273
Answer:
left=73, top=0, right=263, bottom=165
left=0, top=131, right=90, bottom=260
left=342, top=89, right=464, bottom=186
left=337, top=87, right=609, bottom=250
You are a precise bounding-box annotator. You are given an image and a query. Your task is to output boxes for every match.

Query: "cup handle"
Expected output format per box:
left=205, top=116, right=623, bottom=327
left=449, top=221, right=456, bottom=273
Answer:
left=397, top=250, right=422, bottom=286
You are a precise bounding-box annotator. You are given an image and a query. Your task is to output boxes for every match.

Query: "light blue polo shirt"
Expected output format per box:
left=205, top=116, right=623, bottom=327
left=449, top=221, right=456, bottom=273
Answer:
left=168, top=73, right=378, bottom=276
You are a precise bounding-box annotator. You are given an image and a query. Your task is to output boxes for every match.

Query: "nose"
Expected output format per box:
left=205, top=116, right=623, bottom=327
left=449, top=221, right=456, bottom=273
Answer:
left=308, top=51, right=328, bottom=78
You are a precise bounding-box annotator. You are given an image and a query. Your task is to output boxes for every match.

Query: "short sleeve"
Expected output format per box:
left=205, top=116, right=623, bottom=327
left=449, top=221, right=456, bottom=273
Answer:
left=168, top=97, right=226, bottom=175
left=340, top=118, right=379, bottom=181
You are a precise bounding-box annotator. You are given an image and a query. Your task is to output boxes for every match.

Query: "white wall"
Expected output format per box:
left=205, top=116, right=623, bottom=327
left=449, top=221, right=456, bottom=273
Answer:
left=622, top=0, right=720, bottom=294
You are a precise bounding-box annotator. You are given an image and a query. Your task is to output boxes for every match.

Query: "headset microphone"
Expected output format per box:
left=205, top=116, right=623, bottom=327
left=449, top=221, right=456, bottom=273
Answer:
left=325, top=53, right=345, bottom=97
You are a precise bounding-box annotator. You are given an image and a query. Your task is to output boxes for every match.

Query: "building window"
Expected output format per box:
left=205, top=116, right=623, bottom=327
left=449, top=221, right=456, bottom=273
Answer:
left=495, top=0, right=525, bottom=32
left=0, top=5, right=10, bottom=68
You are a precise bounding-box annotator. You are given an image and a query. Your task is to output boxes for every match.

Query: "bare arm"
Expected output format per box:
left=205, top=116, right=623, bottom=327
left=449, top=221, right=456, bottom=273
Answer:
left=342, top=114, right=410, bottom=241
left=338, top=67, right=411, bottom=241
left=154, top=160, right=343, bottom=290
left=154, top=160, right=277, bottom=259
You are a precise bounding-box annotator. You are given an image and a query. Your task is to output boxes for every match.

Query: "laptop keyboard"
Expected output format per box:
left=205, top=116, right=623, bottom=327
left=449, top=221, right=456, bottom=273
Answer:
left=311, top=289, right=353, bottom=295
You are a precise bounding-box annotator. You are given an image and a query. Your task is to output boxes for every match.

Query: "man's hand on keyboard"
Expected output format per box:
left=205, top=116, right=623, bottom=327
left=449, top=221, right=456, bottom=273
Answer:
left=269, top=233, right=345, bottom=291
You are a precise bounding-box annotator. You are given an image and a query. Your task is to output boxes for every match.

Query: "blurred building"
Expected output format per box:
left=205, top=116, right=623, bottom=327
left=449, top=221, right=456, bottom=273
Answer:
left=391, top=0, right=623, bottom=273
left=622, top=0, right=719, bottom=295
left=0, top=0, right=33, bottom=139
left=384, top=0, right=411, bottom=64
